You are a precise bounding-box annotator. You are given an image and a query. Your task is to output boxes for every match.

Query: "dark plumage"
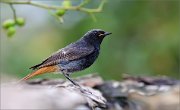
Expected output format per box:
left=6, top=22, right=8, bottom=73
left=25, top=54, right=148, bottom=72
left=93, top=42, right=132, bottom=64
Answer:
left=21, top=29, right=112, bottom=86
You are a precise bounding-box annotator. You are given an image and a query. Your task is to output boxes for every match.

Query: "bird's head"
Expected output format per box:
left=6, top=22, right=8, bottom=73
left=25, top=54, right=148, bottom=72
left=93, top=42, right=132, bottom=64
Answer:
left=83, top=29, right=112, bottom=45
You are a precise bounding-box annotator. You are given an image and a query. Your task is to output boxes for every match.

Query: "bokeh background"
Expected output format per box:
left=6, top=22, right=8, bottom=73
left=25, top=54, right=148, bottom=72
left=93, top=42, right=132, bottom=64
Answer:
left=0, top=0, right=179, bottom=80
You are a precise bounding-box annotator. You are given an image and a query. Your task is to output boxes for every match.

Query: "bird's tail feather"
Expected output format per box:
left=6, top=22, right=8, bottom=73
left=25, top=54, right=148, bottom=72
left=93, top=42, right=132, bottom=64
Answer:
left=20, top=66, right=59, bottom=81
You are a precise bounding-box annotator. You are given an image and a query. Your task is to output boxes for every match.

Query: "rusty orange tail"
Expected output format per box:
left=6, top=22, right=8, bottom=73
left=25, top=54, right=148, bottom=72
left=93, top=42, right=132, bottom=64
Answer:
left=20, top=66, right=59, bottom=81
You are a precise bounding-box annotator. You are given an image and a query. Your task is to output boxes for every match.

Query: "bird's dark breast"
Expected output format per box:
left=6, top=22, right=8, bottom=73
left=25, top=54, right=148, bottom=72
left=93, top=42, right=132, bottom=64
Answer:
left=58, top=50, right=99, bottom=73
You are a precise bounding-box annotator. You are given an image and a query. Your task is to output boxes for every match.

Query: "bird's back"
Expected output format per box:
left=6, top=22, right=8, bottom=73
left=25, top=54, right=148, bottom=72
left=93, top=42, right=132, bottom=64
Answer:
left=30, top=38, right=97, bottom=70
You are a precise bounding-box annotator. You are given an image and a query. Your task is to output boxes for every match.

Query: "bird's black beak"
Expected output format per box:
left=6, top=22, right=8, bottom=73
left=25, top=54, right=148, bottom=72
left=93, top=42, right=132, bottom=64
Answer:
left=104, top=32, right=112, bottom=36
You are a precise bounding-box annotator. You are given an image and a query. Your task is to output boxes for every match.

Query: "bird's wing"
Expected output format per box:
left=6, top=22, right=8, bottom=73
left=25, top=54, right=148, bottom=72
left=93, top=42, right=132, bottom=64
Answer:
left=30, top=43, right=94, bottom=69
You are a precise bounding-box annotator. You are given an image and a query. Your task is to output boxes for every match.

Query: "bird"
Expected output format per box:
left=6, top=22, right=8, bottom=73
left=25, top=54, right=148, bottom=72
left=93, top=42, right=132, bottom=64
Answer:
left=20, top=29, right=112, bottom=86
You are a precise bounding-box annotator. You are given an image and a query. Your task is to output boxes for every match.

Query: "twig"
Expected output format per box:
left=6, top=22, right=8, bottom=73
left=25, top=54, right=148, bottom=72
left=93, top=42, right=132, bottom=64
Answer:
left=0, top=0, right=106, bottom=13
left=9, top=4, right=17, bottom=21
left=1, top=0, right=107, bottom=36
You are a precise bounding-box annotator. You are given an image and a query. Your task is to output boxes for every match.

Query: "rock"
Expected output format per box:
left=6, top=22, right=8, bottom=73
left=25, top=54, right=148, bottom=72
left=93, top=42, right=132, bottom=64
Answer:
left=1, top=74, right=179, bottom=110
left=1, top=74, right=106, bottom=109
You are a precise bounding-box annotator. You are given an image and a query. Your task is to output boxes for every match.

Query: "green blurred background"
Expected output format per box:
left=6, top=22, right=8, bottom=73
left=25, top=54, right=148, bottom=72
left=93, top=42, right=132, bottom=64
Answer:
left=0, top=0, right=179, bottom=80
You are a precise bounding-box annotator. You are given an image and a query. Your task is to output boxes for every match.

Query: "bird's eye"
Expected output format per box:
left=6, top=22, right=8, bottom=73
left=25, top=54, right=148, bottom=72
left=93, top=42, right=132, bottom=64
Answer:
left=98, top=31, right=105, bottom=37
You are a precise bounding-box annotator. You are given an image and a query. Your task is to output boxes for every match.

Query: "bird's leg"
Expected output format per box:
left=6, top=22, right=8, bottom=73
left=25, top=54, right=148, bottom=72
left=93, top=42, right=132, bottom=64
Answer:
left=63, top=73, right=90, bottom=94
left=62, top=73, right=92, bottom=95
left=63, top=73, right=81, bottom=87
